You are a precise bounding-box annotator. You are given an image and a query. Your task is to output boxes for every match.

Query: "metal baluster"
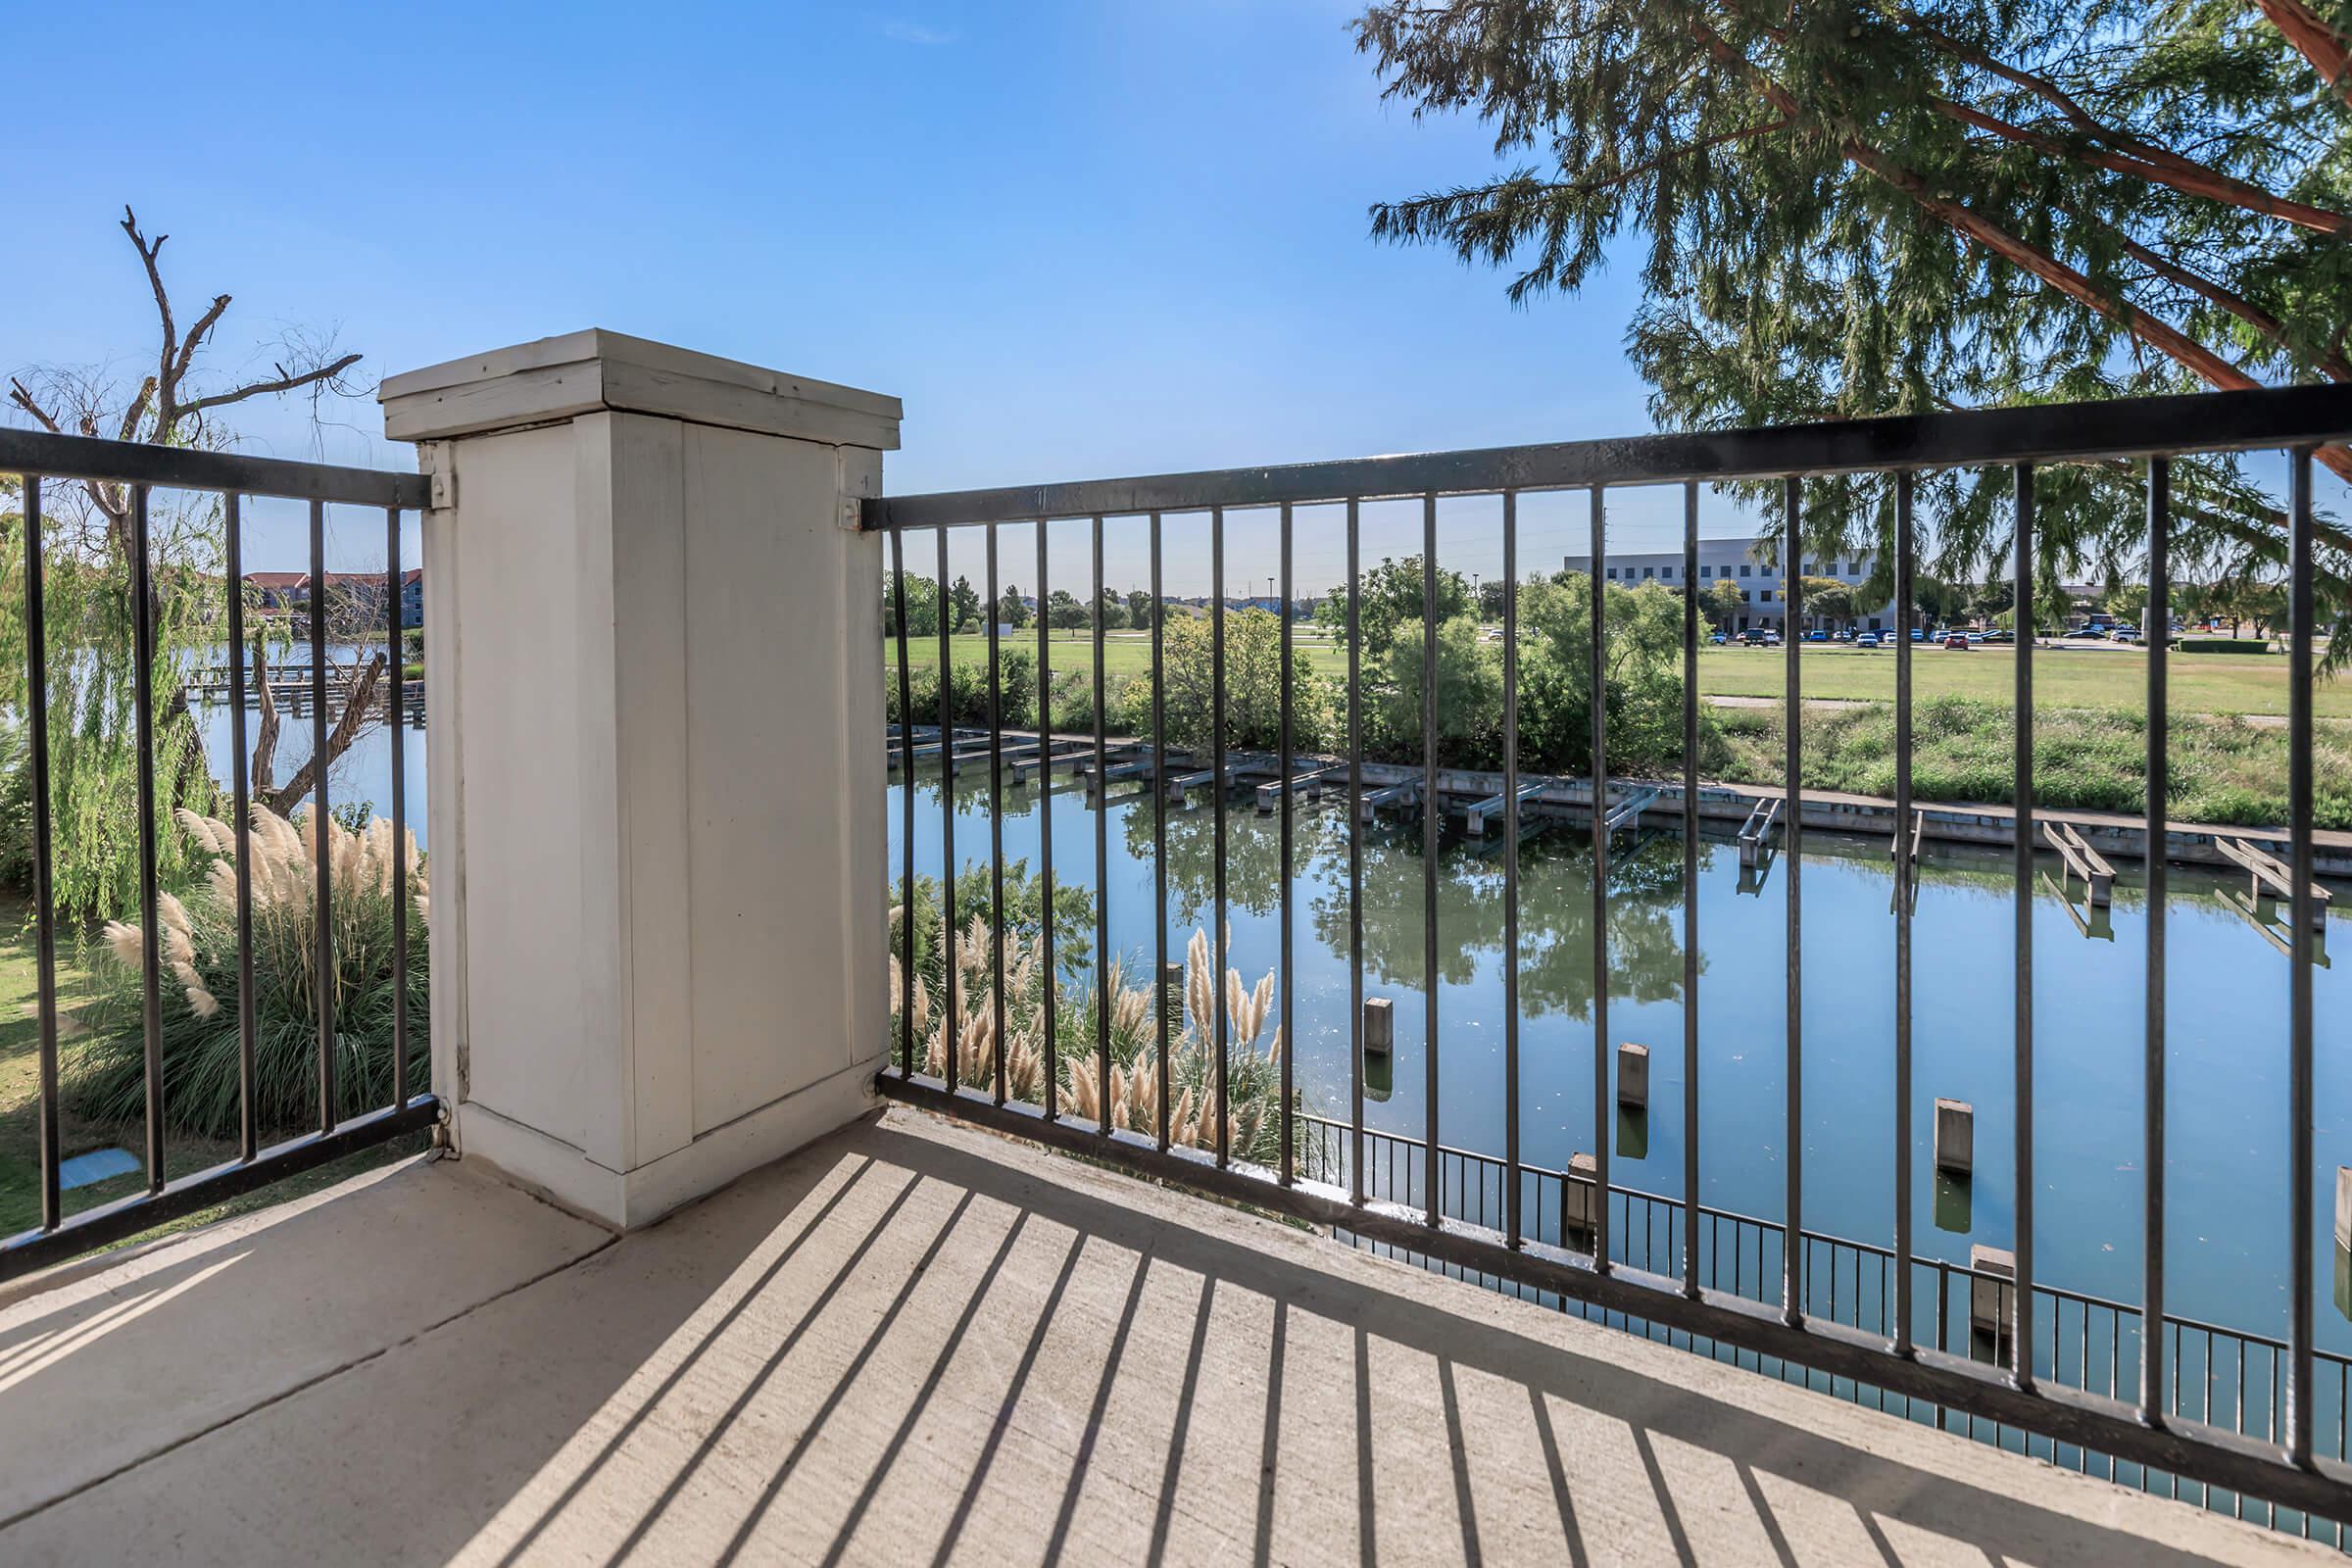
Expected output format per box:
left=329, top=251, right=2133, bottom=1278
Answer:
left=1211, top=508, right=1228, bottom=1161
left=1783, top=476, right=1802, bottom=1320
left=23, top=476, right=60, bottom=1224
left=1034, top=522, right=1053, bottom=1110
left=2286, top=445, right=2315, bottom=1466
left=2143, top=458, right=2169, bottom=1419
left=1280, top=502, right=1296, bottom=1184
left=1423, top=494, right=1441, bottom=1225
left=988, top=523, right=1007, bottom=1106
left=133, top=484, right=166, bottom=1183
left=939, top=529, right=958, bottom=1091
left=1590, top=485, right=1610, bottom=1270
left=1681, top=480, right=1699, bottom=1294
left=1504, top=491, right=1523, bottom=1248
left=309, top=498, right=336, bottom=1134
left=1152, top=514, right=1170, bottom=1150
left=2013, top=462, right=2036, bottom=1388
left=1093, top=514, right=1111, bottom=1135
left=894, top=532, right=915, bottom=1079
left=1894, top=471, right=1915, bottom=1350
left=222, top=495, right=258, bottom=1156
left=386, top=507, right=410, bottom=1111
left=1348, top=499, right=1365, bottom=1205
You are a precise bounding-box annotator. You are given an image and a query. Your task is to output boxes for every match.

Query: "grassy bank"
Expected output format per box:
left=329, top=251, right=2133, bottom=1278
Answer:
left=890, top=635, right=2344, bottom=719
left=1711, top=697, right=2352, bottom=829
left=0, top=892, right=425, bottom=1250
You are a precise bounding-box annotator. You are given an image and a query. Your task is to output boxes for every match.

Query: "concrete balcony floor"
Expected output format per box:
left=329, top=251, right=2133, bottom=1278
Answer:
left=0, top=1106, right=2328, bottom=1566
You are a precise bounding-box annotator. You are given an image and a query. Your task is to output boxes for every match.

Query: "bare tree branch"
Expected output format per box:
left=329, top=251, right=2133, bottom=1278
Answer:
left=172, top=294, right=231, bottom=390
left=120, top=207, right=177, bottom=418
left=8, top=374, right=132, bottom=549
left=178, top=352, right=364, bottom=420
left=250, top=639, right=279, bottom=802
left=261, top=652, right=386, bottom=817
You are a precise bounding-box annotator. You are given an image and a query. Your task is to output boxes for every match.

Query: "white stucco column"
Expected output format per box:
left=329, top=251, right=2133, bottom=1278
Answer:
left=380, top=331, right=898, bottom=1228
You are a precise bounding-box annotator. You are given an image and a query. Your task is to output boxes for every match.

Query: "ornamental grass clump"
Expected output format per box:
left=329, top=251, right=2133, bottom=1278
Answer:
left=889, top=907, right=1290, bottom=1166
left=72, top=803, right=429, bottom=1138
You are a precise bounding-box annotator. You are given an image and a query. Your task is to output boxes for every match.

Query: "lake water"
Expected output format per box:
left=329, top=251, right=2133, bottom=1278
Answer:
left=889, top=761, right=2352, bottom=1361
left=189, top=640, right=427, bottom=848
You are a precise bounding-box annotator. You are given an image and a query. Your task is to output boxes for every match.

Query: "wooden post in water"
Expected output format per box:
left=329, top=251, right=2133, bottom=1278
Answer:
left=1935, top=1098, right=1974, bottom=1176
left=1616, top=1042, right=1649, bottom=1108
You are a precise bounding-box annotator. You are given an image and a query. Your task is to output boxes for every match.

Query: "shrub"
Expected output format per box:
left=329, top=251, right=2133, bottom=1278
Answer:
left=70, top=804, right=428, bottom=1138
left=2173, top=638, right=2273, bottom=655
left=887, top=647, right=1039, bottom=730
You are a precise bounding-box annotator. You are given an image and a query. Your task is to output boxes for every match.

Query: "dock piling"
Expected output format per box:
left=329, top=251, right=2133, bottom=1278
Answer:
left=1935, top=1098, right=1974, bottom=1176
left=1616, top=1042, right=1649, bottom=1108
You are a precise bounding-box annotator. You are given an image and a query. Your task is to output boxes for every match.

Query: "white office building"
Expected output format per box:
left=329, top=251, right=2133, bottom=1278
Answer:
left=1560, top=537, right=1898, bottom=633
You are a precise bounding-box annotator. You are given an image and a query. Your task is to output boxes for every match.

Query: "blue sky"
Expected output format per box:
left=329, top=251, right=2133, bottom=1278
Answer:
left=4, top=1, right=1724, bottom=589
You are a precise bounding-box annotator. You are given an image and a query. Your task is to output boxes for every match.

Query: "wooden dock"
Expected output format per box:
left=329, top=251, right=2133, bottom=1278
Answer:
left=1011, top=743, right=1099, bottom=785
left=1738, top=797, right=1781, bottom=867
left=1462, top=779, right=1544, bottom=838
left=1254, top=764, right=1341, bottom=814
left=1358, top=779, right=1422, bottom=824
left=1077, top=748, right=1159, bottom=802
left=1603, top=784, right=1660, bottom=842
left=2214, top=835, right=2331, bottom=934
left=2041, top=820, right=2117, bottom=908
left=1165, top=761, right=1248, bottom=805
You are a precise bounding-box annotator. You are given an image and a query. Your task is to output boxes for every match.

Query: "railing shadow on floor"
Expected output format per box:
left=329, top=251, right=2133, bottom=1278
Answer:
left=2, top=1110, right=2276, bottom=1565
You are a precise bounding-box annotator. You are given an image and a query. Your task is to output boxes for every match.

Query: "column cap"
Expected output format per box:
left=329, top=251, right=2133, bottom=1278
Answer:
left=381, top=329, right=901, bottom=450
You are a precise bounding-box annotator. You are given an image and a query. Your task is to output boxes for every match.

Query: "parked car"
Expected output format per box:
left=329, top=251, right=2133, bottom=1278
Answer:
left=1982, top=628, right=2013, bottom=644
left=2112, top=624, right=2141, bottom=643
left=1910, top=627, right=1927, bottom=641
left=1709, top=631, right=1729, bottom=645
left=1943, top=633, right=1971, bottom=650
left=1807, top=630, right=1831, bottom=642
left=2071, top=624, right=2107, bottom=639
left=1854, top=631, right=1880, bottom=648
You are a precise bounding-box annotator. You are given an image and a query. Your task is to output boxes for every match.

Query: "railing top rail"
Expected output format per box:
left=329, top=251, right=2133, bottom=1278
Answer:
left=863, top=382, right=2352, bottom=531
left=0, top=427, right=430, bottom=511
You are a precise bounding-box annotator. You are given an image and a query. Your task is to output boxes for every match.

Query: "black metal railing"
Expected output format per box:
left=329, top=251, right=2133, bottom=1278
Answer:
left=0, top=428, right=435, bottom=1279
left=864, top=384, right=2352, bottom=1529
left=1296, top=1111, right=2352, bottom=1541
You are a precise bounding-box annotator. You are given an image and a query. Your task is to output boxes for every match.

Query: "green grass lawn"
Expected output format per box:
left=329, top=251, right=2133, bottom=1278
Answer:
left=889, top=633, right=2339, bottom=718
left=1690, top=644, right=2346, bottom=718
left=0, top=892, right=425, bottom=1252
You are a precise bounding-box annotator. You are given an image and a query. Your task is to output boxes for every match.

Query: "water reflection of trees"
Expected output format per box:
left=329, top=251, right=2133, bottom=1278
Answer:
left=1124, top=791, right=1695, bottom=1020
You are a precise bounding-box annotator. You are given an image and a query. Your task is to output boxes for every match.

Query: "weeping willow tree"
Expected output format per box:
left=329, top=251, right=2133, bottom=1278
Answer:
left=0, top=481, right=225, bottom=924
left=2, top=208, right=378, bottom=928
left=1353, top=0, right=2352, bottom=643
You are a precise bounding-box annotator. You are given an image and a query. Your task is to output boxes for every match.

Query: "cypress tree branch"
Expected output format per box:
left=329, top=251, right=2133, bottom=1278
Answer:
left=2255, top=0, right=2352, bottom=111
left=2115, top=236, right=2352, bottom=382
left=1685, top=14, right=2352, bottom=485
left=1928, top=96, right=2352, bottom=233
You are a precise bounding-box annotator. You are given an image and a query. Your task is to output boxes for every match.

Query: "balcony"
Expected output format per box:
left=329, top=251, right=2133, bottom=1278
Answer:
left=0, top=1104, right=2321, bottom=1564
left=2, top=332, right=2348, bottom=1560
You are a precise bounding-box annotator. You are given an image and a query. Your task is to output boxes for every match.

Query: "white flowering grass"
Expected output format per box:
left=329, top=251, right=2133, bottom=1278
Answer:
left=74, top=804, right=428, bottom=1137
